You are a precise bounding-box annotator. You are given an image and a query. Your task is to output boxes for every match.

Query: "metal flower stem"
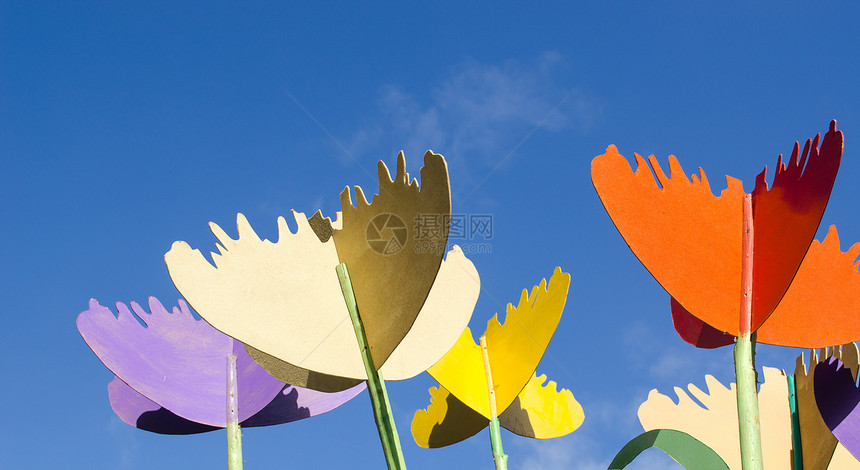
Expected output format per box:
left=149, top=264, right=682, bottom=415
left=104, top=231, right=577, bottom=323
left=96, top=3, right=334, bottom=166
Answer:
left=336, top=263, right=407, bottom=470
left=735, top=194, right=764, bottom=470
left=787, top=374, right=804, bottom=469
left=480, top=335, right=508, bottom=470
left=227, top=354, right=244, bottom=470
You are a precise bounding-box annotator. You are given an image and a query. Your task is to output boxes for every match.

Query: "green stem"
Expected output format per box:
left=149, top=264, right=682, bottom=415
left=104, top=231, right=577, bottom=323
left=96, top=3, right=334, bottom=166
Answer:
left=734, top=193, right=763, bottom=470
left=227, top=354, right=243, bottom=470
left=787, top=374, right=803, bottom=470
left=480, top=336, right=508, bottom=470
left=734, top=332, right=763, bottom=470
left=336, top=263, right=407, bottom=470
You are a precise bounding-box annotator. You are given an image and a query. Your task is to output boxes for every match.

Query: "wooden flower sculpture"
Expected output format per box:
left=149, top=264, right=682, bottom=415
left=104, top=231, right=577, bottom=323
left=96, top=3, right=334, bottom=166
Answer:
left=592, top=121, right=844, bottom=343
left=672, top=225, right=860, bottom=350
left=411, top=268, right=583, bottom=456
left=165, top=150, right=479, bottom=469
left=612, top=346, right=860, bottom=470
left=592, top=121, right=857, bottom=469
left=77, top=297, right=364, bottom=433
left=814, top=347, right=860, bottom=464
left=164, top=151, right=479, bottom=388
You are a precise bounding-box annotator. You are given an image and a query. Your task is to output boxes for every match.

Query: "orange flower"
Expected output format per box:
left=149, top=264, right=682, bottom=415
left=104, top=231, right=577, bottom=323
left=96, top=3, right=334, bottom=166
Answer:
left=592, top=121, right=851, bottom=347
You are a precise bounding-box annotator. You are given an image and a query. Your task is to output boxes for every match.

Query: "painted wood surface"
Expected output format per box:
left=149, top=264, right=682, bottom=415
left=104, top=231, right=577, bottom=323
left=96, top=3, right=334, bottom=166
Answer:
left=332, top=150, right=451, bottom=369
left=428, top=268, right=569, bottom=418
left=609, top=429, right=730, bottom=469
left=411, top=268, right=583, bottom=448
left=77, top=297, right=284, bottom=427
left=78, top=297, right=363, bottom=431
left=108, top=376, right=365, bottom=434
left=592, top=121, right=843, bottom=338
left=165, top=210, right=363, bottom=378
left=673, top=225, right=860, bottom=349
left=815, top=352, right=860, bottom=462
left=638, top=367, right=792, bottom=469
left=796, top=348, right=843, bottom=470
left=244, top=244, right=480, bottom=388
left=165, top=151, right=461, bottom=387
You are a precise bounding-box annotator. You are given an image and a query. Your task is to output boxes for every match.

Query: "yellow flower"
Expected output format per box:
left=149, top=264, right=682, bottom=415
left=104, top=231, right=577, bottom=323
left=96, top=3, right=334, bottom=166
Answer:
left=411, top=268, right=584, bottom=447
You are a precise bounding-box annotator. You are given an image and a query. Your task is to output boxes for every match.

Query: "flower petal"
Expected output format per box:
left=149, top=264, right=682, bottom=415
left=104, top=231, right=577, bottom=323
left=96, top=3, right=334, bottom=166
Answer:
left=428, top=268, right=570, bottom=418
left=750, top=120, right=843, bottom=331
left=243, top=244, right=479, bottom=387
left=108, top=375, right=365, bottom=433
left=638, top=368, right=792, bottom=470
left=815, top=350, right=860, bottom=462
left=108, top=377, right=219, bottom=435
left=592, top=146, right=744, bottom=335
left=410, top=384, right=487, bottom=448
left=757, top=226, right=860, bottom=348
left=333, top=150, right=451, bottom=368
left=77, top=298, right=285, bottom=426
left=499, top=373, right=583, bottom=439
left=670, top=297, right=735, bottom=349
left=592, top=122, right=842, bottom=336
left=165, top=211, right=366, bottom=379
left=797, top=347, right=849, bottom=470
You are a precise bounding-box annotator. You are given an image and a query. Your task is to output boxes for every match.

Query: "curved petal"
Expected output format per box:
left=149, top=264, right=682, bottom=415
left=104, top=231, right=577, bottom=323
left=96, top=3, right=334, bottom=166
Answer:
left=108, top=377, right=218, bottom=435
left=671, top=297, right=735, bottom=349
left=166, top=151, right=453, bottom=380
left=592, top=122, right=842, bottom=336
left=243, top=346, right=365, bottom=392
left=815, top=355, right=860, bottom=461
left=77, top=298, right=284, bottom=426
left=410, top=384, right=488, bottom=448
left=757, top=226, right=860, bottom=348
left=239, top=382, right=365, bottom=427
left=638, top=368, right=792, bottom=470
left=608, top=429, right=729, bottom=470
left=794, top=349, right=840, bottom=470
left=243, top=245, right=479, bottom=388
left=591, top=146, right=744, bottom=336
left=499, top=373, right=583, bottom=439
left=333, top=150, right=451, bottom=368
left=165, top=211, right=365, bottom=378
left=380, top=244, right=479, bottom=379
left=428, top=268, right=570, bottom=418
left=109, top=376, right=365, bottom=433
left=750, top=120, right=843, bottom=331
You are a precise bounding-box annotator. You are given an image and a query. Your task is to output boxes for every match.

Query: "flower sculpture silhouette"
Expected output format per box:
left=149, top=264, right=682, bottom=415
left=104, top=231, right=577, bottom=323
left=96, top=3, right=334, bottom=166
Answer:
left=77, top=297, right=363, bottom=432
left=619, top=346, right=860, bottom=470
left=591, top=121, right=844, bottom=340
left=165, top=151, right=479, bottom=390
left=411, top=268, right=584, bottom=447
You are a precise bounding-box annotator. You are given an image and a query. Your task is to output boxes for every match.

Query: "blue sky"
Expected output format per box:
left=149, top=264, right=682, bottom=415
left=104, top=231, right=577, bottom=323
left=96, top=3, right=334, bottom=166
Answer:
left=2, top=2, right=860, bottom=469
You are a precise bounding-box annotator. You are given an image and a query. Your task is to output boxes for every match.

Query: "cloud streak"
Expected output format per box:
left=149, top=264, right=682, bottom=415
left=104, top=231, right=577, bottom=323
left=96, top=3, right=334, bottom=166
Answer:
left=346, top=52, right=602, bottom=193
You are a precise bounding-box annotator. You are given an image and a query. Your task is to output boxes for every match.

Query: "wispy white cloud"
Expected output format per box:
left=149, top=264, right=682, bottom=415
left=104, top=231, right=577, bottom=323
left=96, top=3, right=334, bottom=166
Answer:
left=621, top=320, right=734, bottom=383
left=346, top=53, right=602, bottom=191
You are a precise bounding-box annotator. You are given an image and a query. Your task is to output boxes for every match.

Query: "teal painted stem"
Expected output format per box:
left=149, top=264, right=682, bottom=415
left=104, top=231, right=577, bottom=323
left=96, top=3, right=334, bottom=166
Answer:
left=227, top=354, right=243, bottom=470
left=787, top=374, right=803, bottom=470
left=479, top=336, right=508, bottom=470
left=336, top=263, right=407, bottom=470
left=488, top=417, right=508, bottom=470
left=734, top=332, right=763, bottom=470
